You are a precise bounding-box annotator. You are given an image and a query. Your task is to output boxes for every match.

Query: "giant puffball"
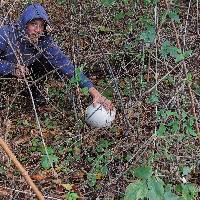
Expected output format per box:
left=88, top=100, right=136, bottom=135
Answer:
left=85, top=103, right=116, bottom=128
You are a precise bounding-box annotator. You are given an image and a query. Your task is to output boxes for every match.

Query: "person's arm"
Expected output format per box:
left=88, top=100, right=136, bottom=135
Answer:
left=40, top=36, right=93, bottom=88
left=40, top=36, right=113, bottom=110
left=0, top=26, right=15, bottom=75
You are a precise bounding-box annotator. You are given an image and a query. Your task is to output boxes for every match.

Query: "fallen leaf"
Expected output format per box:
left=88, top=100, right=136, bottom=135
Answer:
left=95, top=172, right=104, bottom=180
left=52, top=179, right=62, bottom=185
left=74, top=146, right=81, bottom=155
left=71, top=170, right=85, bottom=180
left=61, top=183, right=74, bottom=191
left=30, top=174, right=45, bottom=181
left=14, top=135, right=32, bottom=145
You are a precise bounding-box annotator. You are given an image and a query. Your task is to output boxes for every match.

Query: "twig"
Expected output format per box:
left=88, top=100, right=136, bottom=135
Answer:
left=0, top=137, right=45, bottom=200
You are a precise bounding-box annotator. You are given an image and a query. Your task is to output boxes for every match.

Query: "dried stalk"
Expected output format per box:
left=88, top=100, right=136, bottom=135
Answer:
left=0, top=137, right=45, bottom=200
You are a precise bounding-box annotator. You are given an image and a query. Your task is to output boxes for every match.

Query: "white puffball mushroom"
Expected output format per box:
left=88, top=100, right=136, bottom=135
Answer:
left=85, top=103, right=116, bottom=128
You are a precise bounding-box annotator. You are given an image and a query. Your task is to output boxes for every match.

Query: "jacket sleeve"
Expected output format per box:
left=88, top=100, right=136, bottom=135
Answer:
left=40, top=36, right=93, bottom=89
left=0, top=26, right=15, bottom=75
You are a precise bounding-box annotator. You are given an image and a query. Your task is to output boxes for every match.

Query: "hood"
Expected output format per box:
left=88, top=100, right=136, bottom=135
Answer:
left=19, top=3, right=50, bottom=31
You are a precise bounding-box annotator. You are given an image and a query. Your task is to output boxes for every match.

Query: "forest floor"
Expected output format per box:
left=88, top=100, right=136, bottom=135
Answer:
left=0, top=0, right=200, bottom=200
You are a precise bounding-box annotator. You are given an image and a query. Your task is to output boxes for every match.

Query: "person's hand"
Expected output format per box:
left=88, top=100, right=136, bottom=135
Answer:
left=14, top=64, right=29, bottom=79
left=89, top=87, right=114, bottom=110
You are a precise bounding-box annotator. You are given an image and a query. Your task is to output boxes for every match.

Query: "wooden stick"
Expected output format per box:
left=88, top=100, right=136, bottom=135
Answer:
left=0, top=137, right=45, bottom=200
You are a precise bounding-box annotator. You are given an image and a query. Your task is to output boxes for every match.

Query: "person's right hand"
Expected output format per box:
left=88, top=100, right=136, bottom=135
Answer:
left=14, top=64, right=29, bottom=79
left=89, top=87, right=114, bottom=111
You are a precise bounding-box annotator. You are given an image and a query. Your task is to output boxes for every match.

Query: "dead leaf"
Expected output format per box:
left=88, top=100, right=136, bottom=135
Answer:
left=61, top=183, right=74, bottom=191
left=73, top=170, right=85, bottom=179
left=14, top=135, right=32, bottom=145
left=52, top=178, right=61, bottom=184
left=74, top=146, right=81, bottom=156
left=95, top=172, right=104, bottom=180
left=30, top=174, right=45, bottom=181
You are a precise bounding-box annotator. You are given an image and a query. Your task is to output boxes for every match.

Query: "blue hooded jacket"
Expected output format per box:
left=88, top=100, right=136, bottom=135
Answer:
left=0, top=3, right=93, bottom=89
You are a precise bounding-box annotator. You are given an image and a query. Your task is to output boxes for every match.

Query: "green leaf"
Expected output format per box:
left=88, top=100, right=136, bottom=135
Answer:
left=40, top=146, right=54, bottom=155
left=183, top=50, right=192, bottom=58
left=186, top=126, right=197, bottom=137
left=80, top=87, right=89, bottom=96
left=164, top=184, right=180, bottom=200
left=161, top=40, right=171, bottom=59
left=124, top=180, right=148, bottom=200
left=168, top=120, right=179, bottom=133
left=122, top=0, right=129, bottom=4
left=156, top=123, right=166, bottom=136
left=140, top=26, right=156, bottom=44
left=168, top=11, right=180, bottom=23
left=144, top=0, right=152, bottom=5
left=166, top=111, right=178, bottom=118
left=161, top=41, right=188, bottom=63
left=193, top=87, right=200, bottom=96
left=175, top=54, right=185, bottom=63
left=188, top=117, right=195, bottom=126
left=114, top=11, right=125, bottom=21
left=186, top=72, right=193, bottom=82
left=102, top=88, right=114, bottom=100
left=96, top=139, right=111, bottom=152
left=147, top=89, right=159, bottom=104
left=175, top=184, right=183, bottom=194
left=70, top=65, right=85, bottom=85
left=101, top=165, right=109, bottom=175
left=164, top=75, right=175, bottom=86
left=66, top=192, right=79, bottom=200
left=41, top=154, right=59, bottom=169
left=157, top=109, right=167, bottom=120
left=169, top=46, right=180, bottom=58
left=181, top=111, right=187, bottom=121
left=44, top=117, right=57, bottom=129
left=0, top=166, right=5, bottom=174
left=87, top=173, right=96, bottom=187
left=101, top=0, right=116, bottom=6
left=181, top=183, right=198, bottom=200
left=134, top=166, right=153, bottom=180
left=147, top=176, right=165, bottom=200
left=144, top=0, right=157, bottom=5
left=182, top=166, right=191, bottom=176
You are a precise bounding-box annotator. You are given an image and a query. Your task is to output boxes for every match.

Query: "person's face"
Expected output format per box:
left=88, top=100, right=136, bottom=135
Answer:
left=26, top=19, right=45, bottom=43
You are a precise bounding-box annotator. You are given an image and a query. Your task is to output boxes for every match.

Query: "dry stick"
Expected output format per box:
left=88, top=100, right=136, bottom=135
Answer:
left=0, top=137, right=45, bottom=200
left=165, top=0, right=200, bottom=138
left=147, top=53, right=151, bottom=83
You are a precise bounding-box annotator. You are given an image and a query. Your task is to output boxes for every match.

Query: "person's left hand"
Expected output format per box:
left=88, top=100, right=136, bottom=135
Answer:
left=89, top=87, right=114, bottom=110
left=14, top=64, right=29, bottom=79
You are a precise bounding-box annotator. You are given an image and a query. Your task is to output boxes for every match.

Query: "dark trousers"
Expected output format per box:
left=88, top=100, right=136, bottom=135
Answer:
left=26, top=56, right=55, bottom=97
